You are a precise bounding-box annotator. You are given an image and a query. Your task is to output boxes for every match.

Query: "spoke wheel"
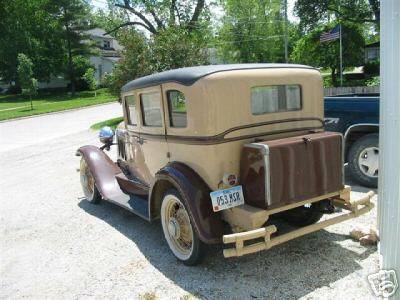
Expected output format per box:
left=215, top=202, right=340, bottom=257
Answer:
left=160, top=189, right=205, bottom=265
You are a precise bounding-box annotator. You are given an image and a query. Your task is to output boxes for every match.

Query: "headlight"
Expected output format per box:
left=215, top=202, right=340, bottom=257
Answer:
left=99, top=126, right=115, bottom=144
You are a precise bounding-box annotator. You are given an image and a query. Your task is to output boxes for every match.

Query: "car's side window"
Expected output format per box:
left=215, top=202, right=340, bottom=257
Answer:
left=125, top=95, right=137, bottom=125
left=167, top=90, right=187, bottom=128
left=140, top=91, right=163, bottom=127
left=251, top=85, right=302, bottom=115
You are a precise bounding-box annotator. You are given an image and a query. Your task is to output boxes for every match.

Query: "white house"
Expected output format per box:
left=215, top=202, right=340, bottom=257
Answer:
left=86, top=28, right=123, bottom=83
left=37, top=28, right=123, bottom=89
left=364, top=41, right=379, bottom=63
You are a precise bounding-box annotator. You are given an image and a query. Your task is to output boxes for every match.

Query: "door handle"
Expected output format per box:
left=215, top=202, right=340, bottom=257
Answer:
left=134, top=136, right=144, bottom=145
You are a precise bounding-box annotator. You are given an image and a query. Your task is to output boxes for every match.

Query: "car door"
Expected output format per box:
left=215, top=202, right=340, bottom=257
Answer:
left=119, top=92, right=152, bottom=186
left=135, top=86, right=169, bottom=185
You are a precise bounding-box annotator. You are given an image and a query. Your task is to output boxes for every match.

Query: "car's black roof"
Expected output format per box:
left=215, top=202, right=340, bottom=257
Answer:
left=121, top=63, right=315, bottom=92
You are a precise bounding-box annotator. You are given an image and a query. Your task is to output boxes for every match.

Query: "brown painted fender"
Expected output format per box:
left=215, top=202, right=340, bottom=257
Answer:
left=151, top=162, right=225, bottom=244
left=76, top=145, right=124, bottom=201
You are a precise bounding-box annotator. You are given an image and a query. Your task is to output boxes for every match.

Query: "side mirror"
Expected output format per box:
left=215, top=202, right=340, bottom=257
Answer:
left=99, top=126, right=115, bottom=145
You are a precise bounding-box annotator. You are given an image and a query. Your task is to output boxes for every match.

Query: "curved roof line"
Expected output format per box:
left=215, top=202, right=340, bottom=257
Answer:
left=121, top=63, right=316, bottom=92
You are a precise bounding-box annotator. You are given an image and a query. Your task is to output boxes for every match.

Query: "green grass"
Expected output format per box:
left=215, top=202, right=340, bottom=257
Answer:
left=90, top=116, right=124, bottom=130
left=0, top=88, right=117, bottom=121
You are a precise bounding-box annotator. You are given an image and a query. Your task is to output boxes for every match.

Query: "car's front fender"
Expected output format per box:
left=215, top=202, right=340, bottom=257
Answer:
left=76, top=145, right=123, bottom=200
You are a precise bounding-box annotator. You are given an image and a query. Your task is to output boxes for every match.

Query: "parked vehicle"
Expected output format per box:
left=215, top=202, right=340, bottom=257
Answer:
left=77, top=64, right=374, bottom=265
left=0, top=86, right=9, bottom=94
left=324, top=94, right=379, bottom=187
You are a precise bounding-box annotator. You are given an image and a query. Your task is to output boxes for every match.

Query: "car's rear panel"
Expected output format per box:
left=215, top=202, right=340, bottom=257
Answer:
left=240, top=132, right=344, bottom=209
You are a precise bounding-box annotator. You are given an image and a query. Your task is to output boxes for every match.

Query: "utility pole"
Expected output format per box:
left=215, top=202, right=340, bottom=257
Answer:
left=283, top=0, right=288, bottom=63
left=379, top=1, right=400, bottom=298
left=339, top=23, right=343, bottom=86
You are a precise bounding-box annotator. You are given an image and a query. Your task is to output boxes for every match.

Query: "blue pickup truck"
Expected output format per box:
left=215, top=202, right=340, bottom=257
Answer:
left=324, top=94, right=379, bottom=188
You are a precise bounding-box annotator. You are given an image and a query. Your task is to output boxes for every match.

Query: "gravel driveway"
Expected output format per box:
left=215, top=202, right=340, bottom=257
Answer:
left=0, top=110, right=379, bottom=299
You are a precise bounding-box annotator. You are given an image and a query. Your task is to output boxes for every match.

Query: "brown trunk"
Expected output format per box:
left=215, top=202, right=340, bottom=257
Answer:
left=240, top=132, right=344, bottom=210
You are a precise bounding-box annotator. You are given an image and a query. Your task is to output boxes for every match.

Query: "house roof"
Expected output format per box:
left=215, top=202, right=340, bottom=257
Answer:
left=86, top=28, right=112, bottom=39
left=365, top=41, right=380, bottom=48
left=121, top=63, right=315, bottom=92
left=103, top=56, right=121, bottom=62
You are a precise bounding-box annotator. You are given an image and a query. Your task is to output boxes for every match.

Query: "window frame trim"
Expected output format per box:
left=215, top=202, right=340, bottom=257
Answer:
left=139, top=90, right=164, bottom=128
left=124, top=94, right=137, bottom=126
left=250, top=84, right=303, bottom=116
left=166, top=89, right=188, bottom=128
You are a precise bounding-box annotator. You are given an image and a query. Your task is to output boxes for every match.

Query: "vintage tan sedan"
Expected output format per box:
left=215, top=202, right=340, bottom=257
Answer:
left=77, top=64, right=374, bottom=265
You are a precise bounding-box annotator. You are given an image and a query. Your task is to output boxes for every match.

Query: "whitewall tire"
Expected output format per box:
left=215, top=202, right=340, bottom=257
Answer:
left=160, top=189, right=205, bottom=265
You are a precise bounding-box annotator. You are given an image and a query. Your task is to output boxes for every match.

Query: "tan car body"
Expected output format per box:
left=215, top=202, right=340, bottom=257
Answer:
left=78, top=64, right=374, bottom=260
left=120, top=68, right=323, bottom=190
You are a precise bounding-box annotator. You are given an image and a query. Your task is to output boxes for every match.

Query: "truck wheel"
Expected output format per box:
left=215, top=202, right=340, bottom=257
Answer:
left=348, top=133, right=378, bottom=188
left=160, top=189, right=205, bottom=266
left=281, top=202, right=324, bottom=226
left=79, top=158, right=101, bottom=204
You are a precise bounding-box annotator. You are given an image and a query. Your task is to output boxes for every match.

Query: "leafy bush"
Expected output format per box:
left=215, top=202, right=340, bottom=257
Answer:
left=83, top=68, right=97, bottom=91
left=323, top=75, right=334, bottom=87
left=323, top=73, right=374, bottom=88
left=103, top=32, right=151, bottom=95
left=17, top=53, right=38, bottom=109
left=103, top=27, right=210, bottom=95
left=67, top=56, right=93, bottom=91
left=363, top=59, right=380, bottom=75
left=366, top=76, right=380, bottom=86
left=292, top=22, right=364, bottom=85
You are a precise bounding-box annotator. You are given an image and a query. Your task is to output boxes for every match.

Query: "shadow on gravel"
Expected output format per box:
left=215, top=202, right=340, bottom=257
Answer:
left=79, top=199, right=376, bottom=299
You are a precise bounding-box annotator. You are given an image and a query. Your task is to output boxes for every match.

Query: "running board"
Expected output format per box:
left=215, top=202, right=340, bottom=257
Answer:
left=115, top=172, right=149, bottom=196
left=107, top=193, right=150, bottom=221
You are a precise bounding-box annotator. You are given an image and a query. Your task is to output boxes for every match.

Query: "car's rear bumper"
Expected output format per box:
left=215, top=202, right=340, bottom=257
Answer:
left=222, top=189, right=375, bottom=258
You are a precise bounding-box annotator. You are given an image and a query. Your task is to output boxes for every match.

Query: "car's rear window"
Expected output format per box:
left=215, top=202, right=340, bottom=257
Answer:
left=167, top=90, right=187, bottom=128
left=251, top=85, right=302, bottom=115
left=140, top=91, right=163, bottom=127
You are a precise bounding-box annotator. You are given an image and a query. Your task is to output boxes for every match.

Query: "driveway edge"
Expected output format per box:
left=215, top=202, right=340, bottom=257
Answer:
left=0, top=101, right=119, bottom=123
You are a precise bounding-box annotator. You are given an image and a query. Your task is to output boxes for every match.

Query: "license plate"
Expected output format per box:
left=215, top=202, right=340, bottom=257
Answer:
left=210, top=185, right=245, bottom=212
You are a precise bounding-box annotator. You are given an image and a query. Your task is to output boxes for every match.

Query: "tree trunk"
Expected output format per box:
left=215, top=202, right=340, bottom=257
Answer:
left=30, top=95, right=33, bottom=110
left=67, top=49, right=75, bottom=96
left=368, top=0, right=380, bottom=23
left=187, top=0, right=205, bottom=30
left=65, top=21, right=75, bottom=96
left=169, top=0, right=176, bottom=26
left=331, top=67, right=337, bottom=86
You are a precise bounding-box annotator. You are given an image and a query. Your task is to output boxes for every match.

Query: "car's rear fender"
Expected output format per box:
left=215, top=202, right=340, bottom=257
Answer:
left=76, top=145, right=123, bottom=200
left=150, top=162, right=225, bottom=244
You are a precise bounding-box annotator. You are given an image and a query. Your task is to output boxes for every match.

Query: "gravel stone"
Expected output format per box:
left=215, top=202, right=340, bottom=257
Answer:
left=0, top=128, right=379, bottom=299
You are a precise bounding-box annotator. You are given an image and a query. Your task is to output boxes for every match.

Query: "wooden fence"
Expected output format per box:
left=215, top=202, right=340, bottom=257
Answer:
left=324, top=86, right=380, bottom=96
